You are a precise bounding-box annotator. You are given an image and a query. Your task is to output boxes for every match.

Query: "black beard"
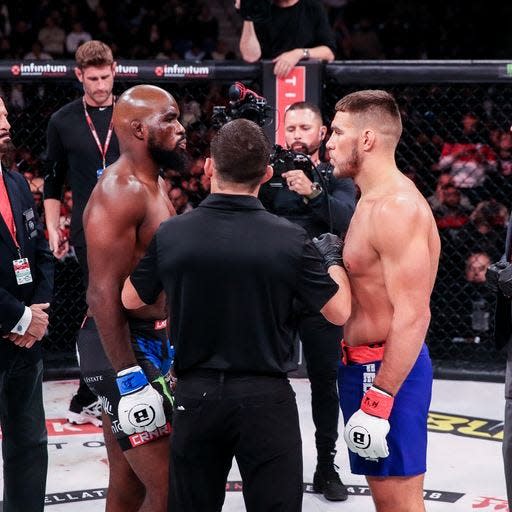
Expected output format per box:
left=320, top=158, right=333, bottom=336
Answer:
left=148, top=136, right=187, bottom=174
left=290, top=141, right=320, bottom=157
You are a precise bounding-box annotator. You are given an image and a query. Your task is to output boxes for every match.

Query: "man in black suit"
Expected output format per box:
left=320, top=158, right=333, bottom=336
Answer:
left=491, top=217, right=512, bottom=509
left=0, top=96, right=54, bottom=512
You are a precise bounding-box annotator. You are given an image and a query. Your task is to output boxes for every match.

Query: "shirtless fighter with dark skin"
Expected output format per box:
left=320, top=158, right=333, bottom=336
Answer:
left=83, top=84, right=186, bottom=512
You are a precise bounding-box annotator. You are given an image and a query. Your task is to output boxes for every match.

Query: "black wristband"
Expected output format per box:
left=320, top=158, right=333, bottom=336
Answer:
left=372, top=383, right=394, bottom=397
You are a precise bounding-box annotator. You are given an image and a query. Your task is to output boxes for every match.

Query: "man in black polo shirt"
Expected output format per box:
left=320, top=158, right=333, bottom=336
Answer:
left=122, top=118, right=351, bottom=511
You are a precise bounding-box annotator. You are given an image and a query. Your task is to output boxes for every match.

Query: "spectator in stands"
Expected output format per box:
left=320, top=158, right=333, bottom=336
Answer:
left=497, top=130, right=512, bottom=177
left=0, top=36, right=13, bottom=58
left=331, top=13, right=352, bottom=59
left=0, top=2, right=11, bottom=39
left=466, top=251, right=492, bottom=284
left=347, top=16, right=384, bottom=59
left=65, top=21, right=92, bottom=56
left=22, top=168, right=44, bottom=195
left=237, top=0, right=336, bottom=78
left=182, top=174, right=208, bottom=207
left=455, top=199, right=508, bottom=263
left=459, top=251, right=495, bottom=341
left=200, top=171, right=211, bottom=193
left=58, top=188, right=72, bottom=249
left=196, top=3, right=219, bottom=54
left=24, top=41, right=52, bottom=60
left=432, top=182, right=471, bottom=230
left=155, top=37, right=180, bottom=59
left=488, top=129, right=512, bottom=199
left=184, top=42, right=206, bottom=61
left=211, top=39, right=232, bottom=60
left=10, top=19, right=32, bottom=57
left=437, top=112, right=497, bottom=203
left=9, top=84, right=24, bottom=111
left=180, top=94, right=202, bottom=128
left=38, top=15, right=65, bottom=57
left=427, top=172, right=471, bottom=211
left=93, top=18, right=115, bottom=48
left=431, top=250, right=494, bottom=346
left=169, top=187, right=194, bottom=215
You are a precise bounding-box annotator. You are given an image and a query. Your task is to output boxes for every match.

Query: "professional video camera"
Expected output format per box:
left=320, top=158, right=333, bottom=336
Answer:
left=267, top=144, right=315, bottom=188
left=487, top=261, right=512, bottom=298
left=212, top=83, right=316, bottom=187
left=211, top=82, right=272, bottom=129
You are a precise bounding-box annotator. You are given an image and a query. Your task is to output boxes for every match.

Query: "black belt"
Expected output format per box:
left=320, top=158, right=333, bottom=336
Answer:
left=178, top=368, right=287, bottom=380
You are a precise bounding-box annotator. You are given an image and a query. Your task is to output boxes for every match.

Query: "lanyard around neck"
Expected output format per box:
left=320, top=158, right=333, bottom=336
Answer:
left=82, top=96, right=115, bottom=170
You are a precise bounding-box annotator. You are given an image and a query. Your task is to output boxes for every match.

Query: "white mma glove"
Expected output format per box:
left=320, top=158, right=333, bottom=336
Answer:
left=344, top=385, right=394, bottom=460
left=116, top=365, right=166, bottom=435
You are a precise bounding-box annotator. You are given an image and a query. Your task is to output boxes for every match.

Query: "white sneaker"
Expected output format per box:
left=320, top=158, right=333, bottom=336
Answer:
left=66, top=398, right=103, bottom=427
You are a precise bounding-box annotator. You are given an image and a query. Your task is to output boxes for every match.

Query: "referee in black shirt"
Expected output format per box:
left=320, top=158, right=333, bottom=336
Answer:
left=122, top=118, right=351, bottom=512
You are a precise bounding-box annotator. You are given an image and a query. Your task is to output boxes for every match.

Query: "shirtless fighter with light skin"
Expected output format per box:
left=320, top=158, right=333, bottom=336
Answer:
left=314, top=90, right=440, bottom=511
left=83, top=84, right=185, bottom=511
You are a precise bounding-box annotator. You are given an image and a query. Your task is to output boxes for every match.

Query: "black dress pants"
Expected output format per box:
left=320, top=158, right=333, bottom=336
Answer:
left=0, top=355, right=47, bottom=512
left=299, top=311, right=342, bottom=463
left=170, top=372, right=303, bottom=512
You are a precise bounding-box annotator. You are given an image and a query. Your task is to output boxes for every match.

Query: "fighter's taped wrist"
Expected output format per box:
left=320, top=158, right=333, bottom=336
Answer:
left=116, top=365, right=149, bottom=396
left=360, top=385, right=394, bottom=420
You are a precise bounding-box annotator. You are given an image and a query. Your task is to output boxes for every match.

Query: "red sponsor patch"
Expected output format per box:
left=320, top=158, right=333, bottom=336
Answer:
left=128, top=422, right=172, bottom=447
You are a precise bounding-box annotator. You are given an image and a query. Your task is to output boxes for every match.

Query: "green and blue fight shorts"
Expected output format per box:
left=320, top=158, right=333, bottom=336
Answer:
left=77, top=316, right=174, bottom=451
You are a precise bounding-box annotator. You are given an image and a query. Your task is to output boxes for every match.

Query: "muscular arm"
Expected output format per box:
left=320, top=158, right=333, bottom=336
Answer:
left=84, top=180, right=145, bottom=372
left=372, top=198, right=435, bottom=395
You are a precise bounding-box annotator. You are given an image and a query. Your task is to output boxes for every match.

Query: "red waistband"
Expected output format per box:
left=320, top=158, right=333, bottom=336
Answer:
left=341, top=340, right=386, bottom=365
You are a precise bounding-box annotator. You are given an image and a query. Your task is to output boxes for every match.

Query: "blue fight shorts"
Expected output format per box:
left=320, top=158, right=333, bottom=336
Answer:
left=77, top=316, right=175, bottom=451
left=338, top=343, right=432, bottom=476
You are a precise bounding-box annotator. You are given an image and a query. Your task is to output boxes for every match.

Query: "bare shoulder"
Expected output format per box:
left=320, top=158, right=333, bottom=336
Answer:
left=370, top=185, right=433, bottom=246
left=85, top=161, right=147, bottom=223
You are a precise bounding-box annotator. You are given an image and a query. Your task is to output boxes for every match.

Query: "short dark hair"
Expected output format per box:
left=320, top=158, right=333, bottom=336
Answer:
left=285, top=101, right=322, bottom=121
left=210, top=119, right=271, bottom=187
left=75, top=40, right=114, bottom=69
left=335, top=89, right=402, bottom=138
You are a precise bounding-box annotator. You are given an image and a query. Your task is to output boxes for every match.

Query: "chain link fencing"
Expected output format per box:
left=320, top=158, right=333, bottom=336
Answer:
left=2, top=61, right=509, bottom=379
left=324, top=63, right=512, bottom=377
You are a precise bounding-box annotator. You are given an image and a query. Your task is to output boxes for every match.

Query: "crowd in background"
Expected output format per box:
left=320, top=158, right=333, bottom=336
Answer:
left=0, top=0, right=511, bottom=347
left=1, top=0, right=512, bottom=62
left=0, top=0, right=229, bottom=61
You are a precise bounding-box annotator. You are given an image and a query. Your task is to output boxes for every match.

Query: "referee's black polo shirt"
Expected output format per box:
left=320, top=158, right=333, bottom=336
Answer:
left=130, top=193, right=339, bottom=377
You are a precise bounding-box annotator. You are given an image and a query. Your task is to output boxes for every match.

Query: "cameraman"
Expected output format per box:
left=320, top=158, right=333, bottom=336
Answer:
left=259, top=101, right=356, bottom=501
